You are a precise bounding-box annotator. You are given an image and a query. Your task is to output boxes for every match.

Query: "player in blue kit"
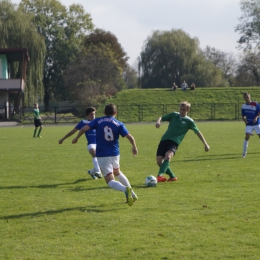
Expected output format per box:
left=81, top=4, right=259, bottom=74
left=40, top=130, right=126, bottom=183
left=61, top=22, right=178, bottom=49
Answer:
left=241, top=92, right=260, bottom=158
left=72, top=104, right=138, bottom=206
left=59, top=107, right=101, bottom=179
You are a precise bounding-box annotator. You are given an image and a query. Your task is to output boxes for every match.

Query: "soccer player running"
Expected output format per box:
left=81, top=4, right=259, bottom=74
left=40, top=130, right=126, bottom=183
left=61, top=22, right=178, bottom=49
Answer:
left=33, top=103, right=43, bottom=138
left=241, top=92, right=260, bottom=158
left=72, top=104, right=138, bottom=206
left=59, top=107, right=102, bottom=179
left=155, top=101, right=210, bottom=182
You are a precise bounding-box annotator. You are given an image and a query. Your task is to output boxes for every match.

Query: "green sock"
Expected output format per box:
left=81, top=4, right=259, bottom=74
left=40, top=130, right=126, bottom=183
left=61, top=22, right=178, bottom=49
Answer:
left=157, top=160, right=169, bottom=176
left=33, top=129, right=37, bottom=137
left=37, top=128, right=42, bottom=136
left=166, top=168, right=175, bottom=178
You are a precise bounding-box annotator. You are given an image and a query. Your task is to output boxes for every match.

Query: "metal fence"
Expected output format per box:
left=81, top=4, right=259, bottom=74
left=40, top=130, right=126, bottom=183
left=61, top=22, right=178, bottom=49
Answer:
left=16, top=103, right=243, bottom=124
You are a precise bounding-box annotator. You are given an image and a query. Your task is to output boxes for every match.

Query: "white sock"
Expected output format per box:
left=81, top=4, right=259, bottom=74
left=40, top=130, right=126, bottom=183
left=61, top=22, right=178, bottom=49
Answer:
left=92, top=157, right=100, bottom=172
left=117, top=172, right=136, bottom=197
left=89, top=168, right=95, bottom=174
left=108, top=180, right=126, bottom=192
left=117, top=171, right=131, bottom=187
left=243, top=140, right=248, bottom=155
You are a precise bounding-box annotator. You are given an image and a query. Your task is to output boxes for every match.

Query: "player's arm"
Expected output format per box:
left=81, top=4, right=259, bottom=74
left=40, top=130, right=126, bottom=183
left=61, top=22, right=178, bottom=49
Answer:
left=242, top=115, right=248, bottom=124
left=72, top=125, right=90, bottom=144
left=196, top=131, right=210, bottom=152
left=155, top=117, right=162, bottom=128
left=59, top=128, right=78, bottom=144
left=125, top=134, right=138, bottom=156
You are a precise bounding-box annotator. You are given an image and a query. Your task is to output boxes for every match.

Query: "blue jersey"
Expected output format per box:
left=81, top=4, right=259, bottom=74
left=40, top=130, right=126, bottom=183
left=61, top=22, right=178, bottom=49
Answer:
left=76, top=120, right=96, bottom=145
left=241, top=101, right=260, bottom=126
left=87, top=116, right=129, bottom=157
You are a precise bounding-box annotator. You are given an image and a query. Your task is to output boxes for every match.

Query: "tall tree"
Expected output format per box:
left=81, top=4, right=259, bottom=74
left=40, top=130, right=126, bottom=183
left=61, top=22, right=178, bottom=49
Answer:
left=64, top=29, right=127, bottom=106
left=138, top=29, right=222, bottom=88
left=83, top=29, right=128, bottom=70
left=19, top=0, right=94, bottom=110
left=123, top=65, right=138, bottom=89
left=0, top=0, right=45, bottom=105
left=235, top=0, right=260, bottom=50
left=202, top=46, right=237, bottom=86
left=64, top=46, right=124, bottom=107
left=236, top=50, right=260, bottom=86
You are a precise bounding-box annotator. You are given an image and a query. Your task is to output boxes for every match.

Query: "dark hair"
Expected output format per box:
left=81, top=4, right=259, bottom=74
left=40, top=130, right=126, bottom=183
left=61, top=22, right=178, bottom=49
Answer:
left=104, top=104, right=117, bottom=116
left=85, top=107, right=96, bottom=115
left=243, top=92, right=250, bottom=96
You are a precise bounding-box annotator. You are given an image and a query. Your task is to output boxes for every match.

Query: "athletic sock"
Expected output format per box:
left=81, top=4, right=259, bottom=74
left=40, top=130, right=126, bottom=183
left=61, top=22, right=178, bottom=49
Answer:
left=117, top=171, right=131, bottom=187
left=165, top=168, right=175, bottom=178
left=107, top=180, right=126, bottom=192
left=243, top=140, right=248, bottom=155
left=92, top=157, right=100, bottom=172
left=157, top=160, right=169, bottom=176
left=33, top=129, right=37, bottom=137
left=37, top=128, right=42, bottom=136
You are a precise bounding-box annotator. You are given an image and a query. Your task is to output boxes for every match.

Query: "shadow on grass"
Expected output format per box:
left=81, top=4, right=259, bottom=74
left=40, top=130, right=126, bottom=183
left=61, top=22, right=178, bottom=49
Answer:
left=175, top=153, right=249, bottom=162
left=0, top=206, right=120, bottom=220
left=0, top=178, right=97, bottom=190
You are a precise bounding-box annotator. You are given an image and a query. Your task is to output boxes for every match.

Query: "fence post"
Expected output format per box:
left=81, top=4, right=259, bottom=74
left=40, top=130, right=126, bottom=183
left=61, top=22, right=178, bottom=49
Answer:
left=139, top=105, right=141, bottom=122
left=54, top=107, right=57, bottom=123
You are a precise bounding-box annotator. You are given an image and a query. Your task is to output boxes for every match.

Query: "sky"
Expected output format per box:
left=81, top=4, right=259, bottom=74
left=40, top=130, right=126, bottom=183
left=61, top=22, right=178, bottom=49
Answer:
left=13, top=0, right=243, bottom=66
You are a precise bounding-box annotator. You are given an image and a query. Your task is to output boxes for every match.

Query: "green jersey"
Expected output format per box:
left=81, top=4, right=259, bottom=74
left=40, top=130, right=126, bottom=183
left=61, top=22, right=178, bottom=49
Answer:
left=160, top=112, right=199, bottom=145
left=33, top=108, right=40, bottom=120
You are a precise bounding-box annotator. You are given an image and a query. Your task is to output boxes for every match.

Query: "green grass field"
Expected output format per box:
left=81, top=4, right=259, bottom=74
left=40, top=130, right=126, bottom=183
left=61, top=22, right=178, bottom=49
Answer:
left=1, top=122, right=260, bottom=259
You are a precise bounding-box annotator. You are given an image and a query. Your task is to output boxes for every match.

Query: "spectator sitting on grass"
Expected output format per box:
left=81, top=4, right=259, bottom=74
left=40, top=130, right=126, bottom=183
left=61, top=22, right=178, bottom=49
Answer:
left=190, top=83, right=195, bottom=90
left=181, top=81, right=188, bottom=91
left=171, top=82, right=178, bottom=91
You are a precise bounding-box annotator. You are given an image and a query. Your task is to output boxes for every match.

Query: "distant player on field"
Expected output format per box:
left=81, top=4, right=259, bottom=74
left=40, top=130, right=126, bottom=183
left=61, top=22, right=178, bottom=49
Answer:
left=59, top=107, right=102, bottom=179
left=241, top=92, right=260, bottom=158
left=33, top=103, right=43, bottom=138
left=155, top=101, right=210, bottom=182
left=72, top=104, right=138, bottom=206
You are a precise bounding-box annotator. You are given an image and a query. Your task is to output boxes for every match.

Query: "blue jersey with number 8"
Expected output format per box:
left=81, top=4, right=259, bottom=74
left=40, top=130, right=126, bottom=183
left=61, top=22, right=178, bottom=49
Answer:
left=87, top=116, right=129, bottom=157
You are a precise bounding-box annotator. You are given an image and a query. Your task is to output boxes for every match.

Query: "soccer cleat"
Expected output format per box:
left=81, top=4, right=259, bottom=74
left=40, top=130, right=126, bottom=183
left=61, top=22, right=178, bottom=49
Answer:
left=125, top=187, right=133, bottom=206
left=157, top=175, right=167, bottom=182
left=33, top=136, right=36, bottom=138
left=168, top=177, right=178, bottom=182
left=87, top=170, right=97, bottom=179
left=37, top=136, right=42, bottom=138
left=94, top=172, right=102, bottom=179
left=132, top=190, right=138, bottom=202
left=242, top=154, right=246, bottom=158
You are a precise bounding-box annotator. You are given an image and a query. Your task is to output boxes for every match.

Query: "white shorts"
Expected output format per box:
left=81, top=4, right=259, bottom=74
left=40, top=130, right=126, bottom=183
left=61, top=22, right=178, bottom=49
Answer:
left=245, top=124, right=260, bottom=135
left=97, top=156, right=120, bottom=176
left=87, top=144, right=96, bottom=151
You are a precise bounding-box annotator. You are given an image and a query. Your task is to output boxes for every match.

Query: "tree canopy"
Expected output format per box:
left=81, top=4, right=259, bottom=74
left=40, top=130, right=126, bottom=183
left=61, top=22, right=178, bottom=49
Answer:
left=64, top=29, right=127, bottom=106
left=138, top=29, right=223, bottom=88
left=19, top=0, right=94, bottom=109
left=236, top=0, right=260, bottom=50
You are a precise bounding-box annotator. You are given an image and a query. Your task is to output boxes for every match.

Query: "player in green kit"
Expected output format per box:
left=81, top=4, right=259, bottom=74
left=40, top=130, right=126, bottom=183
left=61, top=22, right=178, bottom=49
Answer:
left=33, top=103, right=43, bottom=138
left=155, top=101, right=210, bottom=182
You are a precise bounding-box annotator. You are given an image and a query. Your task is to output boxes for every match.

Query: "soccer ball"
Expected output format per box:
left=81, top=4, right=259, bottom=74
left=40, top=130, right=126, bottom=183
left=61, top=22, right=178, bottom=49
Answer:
left=145, top=175, right=157, bottom=187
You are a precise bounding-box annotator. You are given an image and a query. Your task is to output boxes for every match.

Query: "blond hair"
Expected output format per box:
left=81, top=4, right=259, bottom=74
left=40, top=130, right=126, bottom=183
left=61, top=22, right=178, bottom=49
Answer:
left=180, top=101, right=191, bottom=109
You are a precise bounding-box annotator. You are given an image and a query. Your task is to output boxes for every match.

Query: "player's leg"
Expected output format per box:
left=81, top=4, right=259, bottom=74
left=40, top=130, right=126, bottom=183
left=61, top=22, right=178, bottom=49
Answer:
left=255, top=124, right=260, bottom=139
left=98, top=157, right=133, bottom=206
left=156, top=155, right=168, bottom=182
left=243, top=126, right=252, bottom=157
left=156, top=141, right=168, bottom=182
left=156, top=140, right=178, bottom=182
left=33, top=126, right=37, bottom=137
left=88, top=145, right=102, bottom=178
left=37, top=123, right=43, bottom=138
left=115, top=169, right=138, bottom=202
